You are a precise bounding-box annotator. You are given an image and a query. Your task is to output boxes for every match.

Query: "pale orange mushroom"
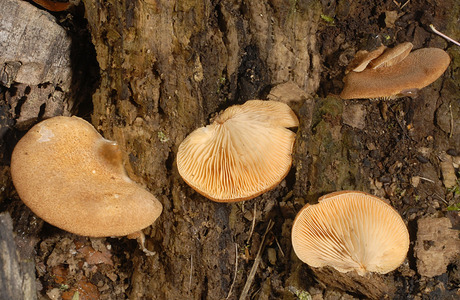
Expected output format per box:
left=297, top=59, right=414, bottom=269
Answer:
left=10, top=116, right=163, bottom=237
left=368, top=42, right=413, bottom=69
left=340, top=48, right=450, bottom=99
left=291, top=191, right=409, bottom=276
left=176, top=100, right=299, bottom=202
left=345, top=45, right=387, bottom=73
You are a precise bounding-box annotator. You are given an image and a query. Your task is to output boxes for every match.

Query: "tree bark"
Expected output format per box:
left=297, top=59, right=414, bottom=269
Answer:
left=0, top=0, right=73, bottom=130
left=0, top=213, right=37, bottom=300
left=82, top=0, right=321, bottom=298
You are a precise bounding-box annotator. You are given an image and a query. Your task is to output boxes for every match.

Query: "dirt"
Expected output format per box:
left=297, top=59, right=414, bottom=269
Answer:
left=0, top=0, right=459, bottom=299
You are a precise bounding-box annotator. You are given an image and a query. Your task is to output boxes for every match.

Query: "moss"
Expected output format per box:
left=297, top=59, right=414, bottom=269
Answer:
left=303, top=96, right=365, bottom=201
left=311, top=96, right=343, bottom=129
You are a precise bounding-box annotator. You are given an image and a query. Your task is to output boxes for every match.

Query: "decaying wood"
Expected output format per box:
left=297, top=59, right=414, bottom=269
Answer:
left=0, top=0, right=72, bottom=129
left=312, top=266, right=396, bottom=299
left=0, top=212, right=37, bottom=300
left=81, top=0, right=321, bottom=298
left=414, top=217, right=460, bottom=277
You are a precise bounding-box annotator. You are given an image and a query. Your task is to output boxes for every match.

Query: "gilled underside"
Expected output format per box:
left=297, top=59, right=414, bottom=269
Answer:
left=177, top=100, right=299, bottom=202
left=291, top=191, right=409, bottom=275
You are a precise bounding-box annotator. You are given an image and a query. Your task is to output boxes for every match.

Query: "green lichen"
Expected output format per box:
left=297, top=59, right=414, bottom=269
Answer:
left=157, top=131, right=169, bottom=143
left=295, top=290, right=312, bottom=300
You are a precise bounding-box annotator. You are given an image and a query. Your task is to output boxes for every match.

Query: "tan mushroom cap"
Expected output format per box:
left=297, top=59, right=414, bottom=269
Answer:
left=176, top=100, right=299, bottom=202
left=369, top=42, right=413, bottom=69
left=345, top=45, right=387, bottom=73
left=340, top=48, right=450, bottom=99
left=291, top=191, right=409, bottom=276
left=10, top=116, right=163, bottom=237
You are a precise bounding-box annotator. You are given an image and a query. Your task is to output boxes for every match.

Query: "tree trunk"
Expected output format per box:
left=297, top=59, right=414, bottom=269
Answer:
left=81, top=0, right=320, bottom=298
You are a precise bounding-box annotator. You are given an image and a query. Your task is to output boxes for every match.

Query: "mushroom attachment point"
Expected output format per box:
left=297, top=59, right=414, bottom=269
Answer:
left=10, top=116, right=163, bottom=237
left=176, top=100, right=299, bottom=202
left=291, top=191, right=409, bottom=276
left=340, top=46, right=451, bottom=99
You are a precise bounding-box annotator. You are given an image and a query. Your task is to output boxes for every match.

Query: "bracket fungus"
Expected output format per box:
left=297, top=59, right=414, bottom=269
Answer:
left=10, top=116, right=163, bottom=237
left=291, top=191, right=409, bottom=276
left=176, top=100, right=299, bottom=202
left=340, top=44, right=451, bottom=99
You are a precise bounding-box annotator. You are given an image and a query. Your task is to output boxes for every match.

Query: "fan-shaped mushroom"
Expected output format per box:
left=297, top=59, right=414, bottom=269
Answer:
left=176, top=100, right=299, bottom=202
left=10, top=116, right=163, bottom=237
left=340, top=47, right=450, bottom=99
left=345, top=45, right=387, bottom=73
left=291, top=191, right=409, bottom=275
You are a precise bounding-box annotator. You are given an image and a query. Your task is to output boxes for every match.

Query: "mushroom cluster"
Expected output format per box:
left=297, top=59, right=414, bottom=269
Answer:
left=340, top=42, right=451, bottom=99
left=10, top=116, right=163, bottom=237
left=176, top=100, right=299, bottom=202
left=291, top=191, right=410, bottom=276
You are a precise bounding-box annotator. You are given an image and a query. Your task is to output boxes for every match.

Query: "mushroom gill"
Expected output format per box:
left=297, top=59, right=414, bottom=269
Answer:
left=176, top=100, right=299, bottom=202
left=291, top=191, right=409, bottom=275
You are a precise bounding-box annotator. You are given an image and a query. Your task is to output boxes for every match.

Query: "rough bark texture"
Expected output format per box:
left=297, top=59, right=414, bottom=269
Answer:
left=81, top=1, right=321, bottom=298
left=0, top=212, right=37, bottom=300
left=1, top=0, right=459, bottom=299
left=0, top=0, right=73, bottom=130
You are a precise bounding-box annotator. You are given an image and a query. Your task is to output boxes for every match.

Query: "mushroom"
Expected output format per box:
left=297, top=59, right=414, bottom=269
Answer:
left=176, top=100, right=299, bottom=202
left=10, top=116, right=163, bottom=237
left=340, top=48, right=451, bottom=99
left=345, top=45, right=387, bottom=73
left=291, top=191, right=409, bottom=276
left=368, top=42, right=413, bottom=69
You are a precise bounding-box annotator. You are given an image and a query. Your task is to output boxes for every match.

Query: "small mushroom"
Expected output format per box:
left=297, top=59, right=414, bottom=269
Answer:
left=10, top=116, right=163, bottom=237
left=340, top=48, right=450, bottom=99
left=345, top=45, right=387, bottom=73
left=176, top=100, right=299, bottom=202
left=368, top=42, right=413, bottom=69
left=291, top=191, right=409, bottom=276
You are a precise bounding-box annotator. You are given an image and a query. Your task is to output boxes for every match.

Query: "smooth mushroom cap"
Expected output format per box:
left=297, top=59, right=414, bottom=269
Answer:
left=369, top=42, right=413, bottom=69
left=10, top=116, right=163, bottom=237
left=291, top=191, right=409, bottom=275
left=340, top=48, right=451, bottom=99
left=176, top=100, right=299, bottom=202
left=345, top=45, right=387, bottom=73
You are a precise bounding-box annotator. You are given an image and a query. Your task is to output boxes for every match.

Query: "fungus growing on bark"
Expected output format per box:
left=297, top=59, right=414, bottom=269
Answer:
left=291, top=191, right=409, bottom=276
left=176, top=100, right=299, bottom=202
left=10, top=116, right=163, bottom=237
left=340, top=47, right=450, bottom=99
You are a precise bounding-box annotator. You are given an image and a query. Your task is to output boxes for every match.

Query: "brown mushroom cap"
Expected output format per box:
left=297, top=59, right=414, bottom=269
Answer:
left=368, top=42, right=413, bottom=69
left=176, top=100, right=299, bottom=202
left=340, top=48, right=451, bottom=99
left=291, top=191, right=409, bottom=275
left=345, top=45, right=387, bottom=73
left=10, top=116, right=163, bottom=237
